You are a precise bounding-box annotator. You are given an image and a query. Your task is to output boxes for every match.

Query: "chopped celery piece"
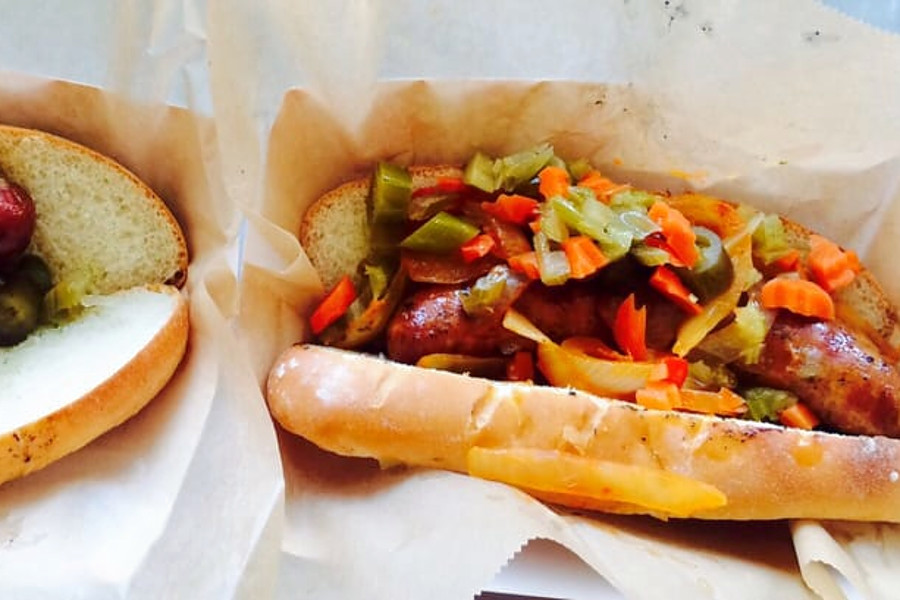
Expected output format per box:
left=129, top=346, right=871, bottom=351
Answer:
left=42, top=275, right=88, bottom=325
left=400, top=211, right=479, bottom=254
left=461, top=268, right=508, bottom=316
left=551, top=196, right=632, bottom=260
left=609, top=190, right=659, bottom=212
left=695, top=301, right=773, bottom=365
left=742, top=387, right=799, bottom=422
left=371, top=162, right=412, bottom=224
left=493, top=144, right=555, bottom=192
left=463, top=151, right=497, bottom=193
left=751, top=213, right=792, bottom=264
left=617, top=210, right=660, bottom=239
left=534, top=231, right=570, bottom=286
left=540, top=200, right=569, bottom=243
left=686, top=360, right=737, bottom=391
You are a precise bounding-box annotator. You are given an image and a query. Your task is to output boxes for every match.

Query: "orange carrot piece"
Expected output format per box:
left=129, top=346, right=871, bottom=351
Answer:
left=649, top=265, right=702, bottom=315
left=614, top=293, right=648, bottom=360
left=459, top=233, right=496, bottom=263
left=309, top=275, right=357, bottom=335
left=538, top=166, right=571, bottom=199
left=481, top=194, right=540, bottom=225
left=561, top=236, right=609, bottom=279
left=778, top=402, right=820, bottom=430
left=678, top=388, right=747, bottom=417
left=635, top=381, right=680, bottom=410
left=577, top=170, right=621, bottom=200
left=648, top=201, right=699, bottom=267
left=807, top=234, right=861, bottom=292
left=760, top=277, right=835, bottom=320
left=508, top=251, right=541, bottom=280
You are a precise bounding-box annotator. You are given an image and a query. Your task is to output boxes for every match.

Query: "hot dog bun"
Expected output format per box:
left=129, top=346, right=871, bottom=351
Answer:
left=0, top=125, right=189, bottom=485
left=267, top=343, right=900, bottom=521
left=272, top=160, right=900, bottom=521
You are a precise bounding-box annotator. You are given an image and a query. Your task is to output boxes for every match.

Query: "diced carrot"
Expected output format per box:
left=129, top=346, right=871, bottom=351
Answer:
left=614, top=293, right=648, bottom=360
left=459, top=233, right=496, bottom=263
left=760, top=277, right=835, bottom=320
left=678, top=388, right=747, bottom=417
left=411, top=176, right=468, bottom=198
left=576, top=170, right=621, bottom=200
left=528, top=217, right=542, bottom=234
left=648, top=201, right=699, bottom=267
left=771, top=248, right=801, bottom=273
left=309, top=275, right=357, bottom=335
left=538, top=166, right=571, bottom=199
left=636, top=381, right=680, bottom=410
left=807, top=234, right=861, bottom=292
left=508, top=251, right=541, bottom=280
left=778, top=402, right=820, bottom=430
left=507, top=351, right=535, bottom=382
left=561, top=236, right=609, bottom=279
left=481, top=194, right=540, bottom=225
left=649, top=265, right=702, bottom=315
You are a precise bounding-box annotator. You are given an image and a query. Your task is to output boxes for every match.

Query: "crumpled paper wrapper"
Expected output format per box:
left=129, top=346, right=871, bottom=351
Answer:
left=0, top=74, right=283, bottom=598
left=232, top=0, right=900, bottom=598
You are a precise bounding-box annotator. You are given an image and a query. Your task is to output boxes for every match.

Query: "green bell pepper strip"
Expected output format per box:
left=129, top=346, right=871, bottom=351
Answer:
left=400, top=211, right=480, bottom=254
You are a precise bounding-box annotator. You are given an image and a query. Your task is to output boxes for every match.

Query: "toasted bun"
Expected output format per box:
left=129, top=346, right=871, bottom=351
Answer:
left=267, top=344, right=900, bottom=522
left=0, top=287, right=188, bottom=484
left=0, top=126, right=190, bottom=484
left=283, top=164, right=900, bottom=521
left=300, top=166, right=463, bottom=290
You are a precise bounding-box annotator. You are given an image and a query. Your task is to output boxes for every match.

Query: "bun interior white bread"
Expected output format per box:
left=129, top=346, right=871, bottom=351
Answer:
left=0, top=125, right=189, bottom=485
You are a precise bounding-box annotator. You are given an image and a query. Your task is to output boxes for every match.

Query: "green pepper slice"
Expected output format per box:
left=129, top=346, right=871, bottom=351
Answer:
left=416, top=353, right=509, bottom=379
left=494, top=144, right=555, bottom=192
left=371, top=162, right=412, bottom=224
left=319, top=267, right=407, bottom=349
left=400, top=211, right=479, bottom=254
left=463, top=151, right=497, bottom=193
left=674, top=226, right=734, bottom=302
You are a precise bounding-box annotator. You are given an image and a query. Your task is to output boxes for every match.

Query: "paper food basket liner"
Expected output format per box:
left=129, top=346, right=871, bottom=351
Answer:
left=233, top=1, right=900, bottom=598
left=0, top=74, right=283, bottom=598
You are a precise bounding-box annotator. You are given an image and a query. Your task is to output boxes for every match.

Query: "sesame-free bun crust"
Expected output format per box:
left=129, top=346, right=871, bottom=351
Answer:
left=0, top=287, right=188, bottom=484
left=0, top=126, right=190, bottom=485
left=268, top=344, right=900, bottom=522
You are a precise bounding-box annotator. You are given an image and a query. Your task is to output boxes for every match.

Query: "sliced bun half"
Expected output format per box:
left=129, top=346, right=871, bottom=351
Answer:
left=0, top=126, right=190, bottom=484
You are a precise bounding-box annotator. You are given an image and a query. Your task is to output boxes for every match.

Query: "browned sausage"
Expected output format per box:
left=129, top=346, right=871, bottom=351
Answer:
left=386, top=279, right=688, bottom=364
left=739, top=314, right=900, bottom=437
left=385, top=286, right=524, bottom=363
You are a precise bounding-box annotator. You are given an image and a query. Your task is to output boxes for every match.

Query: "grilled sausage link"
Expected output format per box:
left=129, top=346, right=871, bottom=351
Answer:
left=739, top=314, right=900, bottom=437
left=385, top=286, right=524, bottom=363
left=386, top=280, right=689, bottom=364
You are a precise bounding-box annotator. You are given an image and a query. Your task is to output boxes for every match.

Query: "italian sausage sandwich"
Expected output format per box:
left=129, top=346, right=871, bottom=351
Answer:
left=267, top=144, right=900, bottom=521
left=0, top=125, right=188, bottom=485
